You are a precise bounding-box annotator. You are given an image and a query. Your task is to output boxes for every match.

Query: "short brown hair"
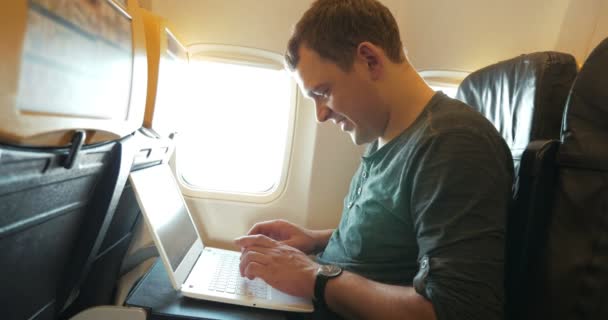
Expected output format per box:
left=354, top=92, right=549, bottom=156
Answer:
left=285, top=0, right=405, bottom=71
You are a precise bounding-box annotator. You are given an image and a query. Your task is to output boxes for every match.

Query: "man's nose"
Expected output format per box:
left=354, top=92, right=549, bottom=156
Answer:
left=315, top=103, right=331, bottom=123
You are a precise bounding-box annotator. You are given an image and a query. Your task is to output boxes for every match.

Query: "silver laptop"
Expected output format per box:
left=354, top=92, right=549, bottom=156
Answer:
left=129, top=164, right=314, bottom=313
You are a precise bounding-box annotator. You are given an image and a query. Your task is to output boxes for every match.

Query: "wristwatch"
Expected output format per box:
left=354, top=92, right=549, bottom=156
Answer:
left=314, top=264, right=343, bottom=308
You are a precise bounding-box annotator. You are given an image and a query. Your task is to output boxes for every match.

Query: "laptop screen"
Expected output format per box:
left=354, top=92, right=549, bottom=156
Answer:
left=129, top=164, right=199, bottom=271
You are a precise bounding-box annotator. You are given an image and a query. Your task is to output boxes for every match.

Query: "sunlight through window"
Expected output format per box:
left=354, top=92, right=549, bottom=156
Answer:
left=420, top=70, right=468, bottom=99
left=430, top=85, right=459, bottom=98
left=177, top=59, right=293, bottom=195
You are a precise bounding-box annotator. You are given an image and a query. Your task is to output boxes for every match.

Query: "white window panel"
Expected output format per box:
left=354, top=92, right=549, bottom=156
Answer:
left=177, top=57, right=295, bottom=198
left=430, top=85, right=459, bottom=98
left=420, top=69, right=469, bottom=98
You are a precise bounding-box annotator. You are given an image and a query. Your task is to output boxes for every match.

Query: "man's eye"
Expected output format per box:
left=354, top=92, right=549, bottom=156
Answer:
left=311, top=89, right=329, bottom=100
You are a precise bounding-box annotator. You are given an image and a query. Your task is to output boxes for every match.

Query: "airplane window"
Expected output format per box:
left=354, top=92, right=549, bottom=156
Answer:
left=177, top=59, right=294, bottom=196
left=429, top=85, right=459, bottom=98
left=420, top=70, right=468, bottom=99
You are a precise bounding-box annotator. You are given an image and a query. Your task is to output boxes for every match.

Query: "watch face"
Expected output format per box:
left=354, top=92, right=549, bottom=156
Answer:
left=319, top=264, right=343, bottom=277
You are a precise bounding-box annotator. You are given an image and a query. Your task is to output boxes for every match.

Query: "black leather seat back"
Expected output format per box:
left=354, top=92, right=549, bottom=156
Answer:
left=456, top=52, right=577, bottom=174
left=507, top=138, right=560, bottom=320
left=0, top=140, right=128, bottom=320
left=456, top=52, right=578, bottom=320
left=54, top=137, right=138, bottom=319
left=61, top=130, right=173, bottom=318
left=535, top=37, right=608, bottom=320
left=559, top=39, right=608, bottom=169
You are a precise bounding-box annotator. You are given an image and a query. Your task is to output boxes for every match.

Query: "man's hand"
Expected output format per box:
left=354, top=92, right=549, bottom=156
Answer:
left=235, top=234, right=319, bottom=298
left=246, top=219, right=332, bottom=254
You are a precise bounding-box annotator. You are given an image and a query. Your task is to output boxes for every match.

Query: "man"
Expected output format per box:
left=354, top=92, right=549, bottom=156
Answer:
left=235, top=0, right=513, bottom=319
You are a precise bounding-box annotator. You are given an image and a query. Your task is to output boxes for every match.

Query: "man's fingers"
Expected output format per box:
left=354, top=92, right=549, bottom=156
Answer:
left=279, top=239, right=297, bottom=248
left=247, top=220, right=276, bottom=236
left=246, top=222, right=264, bottom=236
left=243, top=261, right=267, bottom=280
left=247, top=219, right=286, bottom=237
left=239, top=250, right=272, bottom=275
left=234, top=234, right=277, bottom=248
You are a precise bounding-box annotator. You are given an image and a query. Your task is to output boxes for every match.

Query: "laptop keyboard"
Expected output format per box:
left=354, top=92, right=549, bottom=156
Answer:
left=207, top=253, right=270, bottom=299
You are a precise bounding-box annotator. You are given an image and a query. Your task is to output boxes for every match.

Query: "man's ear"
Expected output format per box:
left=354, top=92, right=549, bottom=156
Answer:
left=356, top=42, right=383, bottom=80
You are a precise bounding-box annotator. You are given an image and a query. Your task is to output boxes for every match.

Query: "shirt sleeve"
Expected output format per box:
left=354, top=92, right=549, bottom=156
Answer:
left=409, top=129, right=513, bottom=320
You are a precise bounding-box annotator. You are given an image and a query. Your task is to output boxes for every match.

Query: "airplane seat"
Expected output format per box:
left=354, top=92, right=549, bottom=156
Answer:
left=532, top=37, right=608, bottom=320
left=0, top=1, right=147, bottom=319
left=60, top=8, right=187, bottom=318
left=0, top=137, right=137, bottom=320
left=60, top=129, right=174, bottom=319
left=456, top=52, right=577, bottom=175
left=454, top=52, right=578, bottom=320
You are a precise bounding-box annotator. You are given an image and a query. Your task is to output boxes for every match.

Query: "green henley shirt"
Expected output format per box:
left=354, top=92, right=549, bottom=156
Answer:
left=317, top=92, right=513, bottom=320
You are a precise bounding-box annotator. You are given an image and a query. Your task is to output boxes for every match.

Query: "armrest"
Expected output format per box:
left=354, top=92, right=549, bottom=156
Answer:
left=70, top=306, right=146, bottom=320
left=507, top=139, right=560, bottom=320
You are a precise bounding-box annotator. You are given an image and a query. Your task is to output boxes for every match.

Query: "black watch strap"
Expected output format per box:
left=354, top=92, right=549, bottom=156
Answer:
left=314, top=274, right=329, bottom=307
left=314, top=265, right=343, bottom=308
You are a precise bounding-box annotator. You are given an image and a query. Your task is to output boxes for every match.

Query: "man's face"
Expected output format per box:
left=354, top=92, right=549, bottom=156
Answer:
left=293, top=46, right=388, bottom=145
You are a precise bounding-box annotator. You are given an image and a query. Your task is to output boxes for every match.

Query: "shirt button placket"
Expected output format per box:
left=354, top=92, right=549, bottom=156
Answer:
left=350, top=165, right=368, bottom=210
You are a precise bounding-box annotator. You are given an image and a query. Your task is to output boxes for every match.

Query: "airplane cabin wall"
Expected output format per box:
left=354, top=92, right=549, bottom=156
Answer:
left=143, top=0, right=606, bottom=248
left=395, top=0, right=606, bottom=71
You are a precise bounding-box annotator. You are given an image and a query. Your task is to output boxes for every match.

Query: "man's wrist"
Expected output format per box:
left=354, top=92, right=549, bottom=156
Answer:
left=314, top=264, right=343, bottom=307
left=311, top=229, right=334, bottom=253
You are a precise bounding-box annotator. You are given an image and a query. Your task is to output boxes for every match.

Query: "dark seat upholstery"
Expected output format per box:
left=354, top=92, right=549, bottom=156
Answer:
left=54, top=136, right=139, bottom=319
left=456, top=52, right=577, bottom=174
left=0, top=132, right=172, bottom=320
left=60, top=129, right=173, bottom=319
left=0, top=1, right=147, bottom=318
left=455, top=52, right=578, bottom=320
left=507, top=138, right=560, bottom=320
left=0, top=136, right=134, bottom=320
left=532, top=37, right=608, bottom=320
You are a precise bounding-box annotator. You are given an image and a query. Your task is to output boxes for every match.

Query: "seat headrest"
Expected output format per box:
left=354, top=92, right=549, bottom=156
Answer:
left=559, top=38, right=608, bottom=170
left=456, top=52, right=577, bottom=162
